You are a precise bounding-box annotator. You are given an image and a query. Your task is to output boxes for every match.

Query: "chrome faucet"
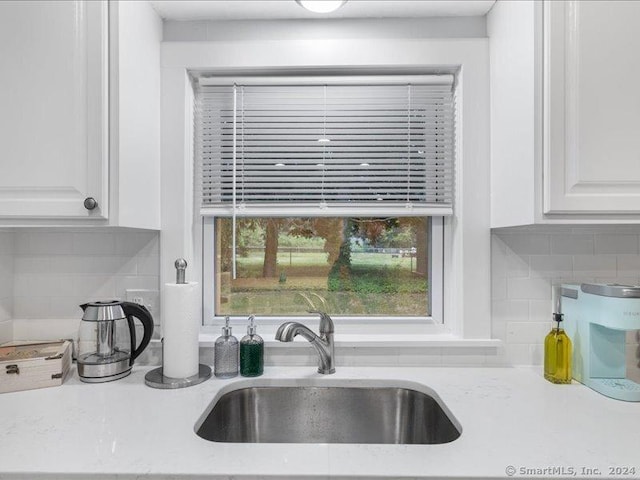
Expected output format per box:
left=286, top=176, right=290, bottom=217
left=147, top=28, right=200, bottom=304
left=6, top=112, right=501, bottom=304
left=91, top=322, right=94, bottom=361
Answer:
left=275, top=311, right=335, bottom=374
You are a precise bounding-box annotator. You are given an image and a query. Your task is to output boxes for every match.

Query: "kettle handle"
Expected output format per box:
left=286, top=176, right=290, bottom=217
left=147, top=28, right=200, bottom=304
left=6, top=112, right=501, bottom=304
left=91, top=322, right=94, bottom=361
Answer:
left=121, top=301, right=154, bottom=364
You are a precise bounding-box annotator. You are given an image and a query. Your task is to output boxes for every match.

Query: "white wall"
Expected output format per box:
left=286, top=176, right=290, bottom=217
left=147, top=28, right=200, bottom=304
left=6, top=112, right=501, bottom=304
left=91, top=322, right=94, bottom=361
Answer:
left=492, top=225, right=640, bottom=376
left=0, top=231, right=14, bottom=342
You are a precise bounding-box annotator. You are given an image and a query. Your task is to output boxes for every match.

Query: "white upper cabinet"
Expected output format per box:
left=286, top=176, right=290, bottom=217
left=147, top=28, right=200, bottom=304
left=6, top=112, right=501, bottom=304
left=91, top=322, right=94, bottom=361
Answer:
left=0, top=1, right=161, bottom=228
left=544, top=0, right=640, bottom=214
left=0, top=1, right=108, bottom=220
left=490, top=0, right=640, bottom=226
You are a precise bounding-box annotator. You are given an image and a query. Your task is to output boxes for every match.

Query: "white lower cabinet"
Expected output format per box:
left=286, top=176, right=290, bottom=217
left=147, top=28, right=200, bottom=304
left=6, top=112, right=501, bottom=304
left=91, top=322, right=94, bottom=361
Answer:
left=0, top=0, right=160, bottom=228
left=490, top=0, right=640, bottom=226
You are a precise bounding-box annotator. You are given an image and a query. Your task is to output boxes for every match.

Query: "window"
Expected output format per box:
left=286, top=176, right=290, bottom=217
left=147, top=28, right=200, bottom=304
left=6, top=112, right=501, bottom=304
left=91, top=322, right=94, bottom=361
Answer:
left=209, top=215, right=442, bottom=318
left=196, top=75, right=454, bottom=324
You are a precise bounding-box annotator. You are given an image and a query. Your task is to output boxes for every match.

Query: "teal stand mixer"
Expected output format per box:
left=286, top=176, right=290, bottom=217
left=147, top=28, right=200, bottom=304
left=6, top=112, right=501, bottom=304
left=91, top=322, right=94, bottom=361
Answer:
left=561, top=284, right=640, bottom=401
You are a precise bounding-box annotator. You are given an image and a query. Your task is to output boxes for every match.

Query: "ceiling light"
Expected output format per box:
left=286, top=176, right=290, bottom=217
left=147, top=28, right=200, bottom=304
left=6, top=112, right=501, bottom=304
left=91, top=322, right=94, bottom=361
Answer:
left=360, top=163, right=370, bottom=167
left=295, top=0, right=347, bottom=14
left=318, top=137, right=331, bottom=143
left=275, top=163, right=286, bottom=167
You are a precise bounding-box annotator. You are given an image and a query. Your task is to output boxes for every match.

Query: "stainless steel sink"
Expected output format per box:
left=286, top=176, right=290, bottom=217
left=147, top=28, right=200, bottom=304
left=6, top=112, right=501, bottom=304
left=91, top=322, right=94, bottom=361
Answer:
left=195, top=384, right=461, bottom=444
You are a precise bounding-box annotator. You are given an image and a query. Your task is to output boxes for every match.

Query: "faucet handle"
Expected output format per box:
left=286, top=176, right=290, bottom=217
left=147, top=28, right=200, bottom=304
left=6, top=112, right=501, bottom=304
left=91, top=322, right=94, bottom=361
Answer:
left=308, top=310, right=334, bottom=335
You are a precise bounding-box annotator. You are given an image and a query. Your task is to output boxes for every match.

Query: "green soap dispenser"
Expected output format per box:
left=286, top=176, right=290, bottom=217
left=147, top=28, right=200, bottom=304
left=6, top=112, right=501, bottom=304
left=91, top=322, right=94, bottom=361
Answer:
left=240, top=315, right=264, bottom=377
left=544, top=288, right=572, bottom=384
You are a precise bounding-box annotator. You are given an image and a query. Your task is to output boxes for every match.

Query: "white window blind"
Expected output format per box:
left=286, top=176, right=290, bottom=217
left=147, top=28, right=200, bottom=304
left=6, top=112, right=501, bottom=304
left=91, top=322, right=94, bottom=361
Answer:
left=196, top=77, right=456, bottom=216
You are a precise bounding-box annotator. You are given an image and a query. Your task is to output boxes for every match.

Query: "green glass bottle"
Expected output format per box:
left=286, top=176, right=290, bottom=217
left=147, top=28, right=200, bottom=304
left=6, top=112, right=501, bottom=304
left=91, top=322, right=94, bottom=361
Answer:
left=240, top=315, right=264, bottom=377
left=544, top=313, right=572, bottom=384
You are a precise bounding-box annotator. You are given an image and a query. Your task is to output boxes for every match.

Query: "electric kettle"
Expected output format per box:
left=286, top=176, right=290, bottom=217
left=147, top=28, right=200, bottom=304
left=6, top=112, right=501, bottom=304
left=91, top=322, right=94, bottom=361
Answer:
left=77, top=300, right=154, bottom=383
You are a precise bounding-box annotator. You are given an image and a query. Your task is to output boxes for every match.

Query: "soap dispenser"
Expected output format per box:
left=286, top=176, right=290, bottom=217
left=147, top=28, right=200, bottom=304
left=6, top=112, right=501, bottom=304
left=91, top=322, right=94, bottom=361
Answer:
left=544, top=288, right=572, bottom=384
left=240, top=315, right=264, bottom=377
left=214, top=316, right=239, bottom=378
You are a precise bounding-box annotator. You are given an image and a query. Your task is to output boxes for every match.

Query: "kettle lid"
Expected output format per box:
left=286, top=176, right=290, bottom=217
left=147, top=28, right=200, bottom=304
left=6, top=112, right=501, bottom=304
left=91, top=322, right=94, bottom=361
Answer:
left=80, top=300, right=126, bottom=321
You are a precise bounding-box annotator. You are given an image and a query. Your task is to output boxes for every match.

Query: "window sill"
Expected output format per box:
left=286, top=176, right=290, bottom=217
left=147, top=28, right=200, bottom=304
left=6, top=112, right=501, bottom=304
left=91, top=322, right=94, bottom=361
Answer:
left=198, top=332, right=501, bottom=349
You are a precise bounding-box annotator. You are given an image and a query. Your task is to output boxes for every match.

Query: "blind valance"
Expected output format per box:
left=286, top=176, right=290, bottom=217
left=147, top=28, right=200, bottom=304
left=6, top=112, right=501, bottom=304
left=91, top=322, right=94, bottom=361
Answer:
left=196, top=77, right=456, bottom=216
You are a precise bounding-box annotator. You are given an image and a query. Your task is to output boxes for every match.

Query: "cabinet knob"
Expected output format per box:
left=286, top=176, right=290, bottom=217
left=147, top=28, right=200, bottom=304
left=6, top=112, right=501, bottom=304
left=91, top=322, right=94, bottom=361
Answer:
left=84, top=197, right=98, bottom=210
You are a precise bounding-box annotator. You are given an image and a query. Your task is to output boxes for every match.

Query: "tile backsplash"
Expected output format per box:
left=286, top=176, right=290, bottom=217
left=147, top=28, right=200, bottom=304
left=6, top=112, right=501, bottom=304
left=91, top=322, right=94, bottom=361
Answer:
left=0, top=229, right=160, bottom=341
left=492, top=225, right=640, bottom=370
left=2, top=225, right=639, bottom=370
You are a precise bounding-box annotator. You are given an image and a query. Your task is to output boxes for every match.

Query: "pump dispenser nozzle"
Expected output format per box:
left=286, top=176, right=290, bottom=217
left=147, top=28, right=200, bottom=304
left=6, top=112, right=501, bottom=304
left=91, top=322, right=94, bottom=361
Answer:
left=247, top=315, right=257, bottom=336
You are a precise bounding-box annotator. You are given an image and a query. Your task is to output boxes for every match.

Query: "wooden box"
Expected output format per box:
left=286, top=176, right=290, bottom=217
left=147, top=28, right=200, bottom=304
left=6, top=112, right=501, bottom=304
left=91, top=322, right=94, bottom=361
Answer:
left=0, top=340, right=72, bottom=394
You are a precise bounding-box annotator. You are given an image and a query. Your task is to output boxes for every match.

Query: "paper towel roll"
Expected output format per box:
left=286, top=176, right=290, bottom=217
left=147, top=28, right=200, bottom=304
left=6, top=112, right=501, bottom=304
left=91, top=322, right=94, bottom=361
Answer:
left=162, top=282, right=200, bottom=379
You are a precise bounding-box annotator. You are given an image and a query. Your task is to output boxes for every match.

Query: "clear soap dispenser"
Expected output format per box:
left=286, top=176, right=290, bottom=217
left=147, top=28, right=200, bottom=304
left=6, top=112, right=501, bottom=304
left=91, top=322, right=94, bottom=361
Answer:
left=240, top=315, right=264, bottom=377
left=214, top=316, right=239, bottom=378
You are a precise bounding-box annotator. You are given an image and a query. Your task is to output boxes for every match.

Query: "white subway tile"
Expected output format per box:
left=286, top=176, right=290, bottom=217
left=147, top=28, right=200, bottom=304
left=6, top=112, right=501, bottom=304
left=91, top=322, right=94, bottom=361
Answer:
left=49, top=297, right=86, bottom=319
left=0, top=319, right=12, bottom=343
left=529, top=255, right=572, bottom=278
left=72, top=276, right=117, bottom=299
left=573, top=255, right=617, bottom=278
left=0, top=232, right=14, bottom=254
left=137, top=255, right=160, bottom=276
left=91, top=256, right=138, bottom=276
left=506, top=322, right=549, bottom=344
left=12, top=317, right=79, bottom=341
left=492, top=276, right=507, bottom=300
left=13, top=296, right=51, bottom=319
left=494, top=300, right=529, bottom=323
left=14, top=232, right=30, bottom=255
left=550, top=234, right=594, bottom=255
left=0, top=298, right=12, bottom=322
left=0, top=256, right=13, bottom=293
left=529, top=343, right=544, bottom=366
left=496, top=234, right=550, bottom=255
left=505, top=343, right=542, bottom=365
left=617, top=255, right=640, bottom=274
left=14, top=274, right=76, bottom=298
left=529, top=299, right=552, bottom=322
left=115, top=232, right=160, bottom=256
left=116, top=276, right=160, bottom=296
left=507, top=277, right=551, bottom=300
left=14, top=256, right=50, bottom=274
left=72, top=233, right=116, bottom=255
left=506, top=254, right=529, bottom=277
left=484, top=348, right=508, bottom=366
left=594, top=234, right=639, bottom=255
left=491, top=237, right=508, bottom=279
left=27, top=233, right=74, bottom=255
left=491, top=319, right=506, bottom=340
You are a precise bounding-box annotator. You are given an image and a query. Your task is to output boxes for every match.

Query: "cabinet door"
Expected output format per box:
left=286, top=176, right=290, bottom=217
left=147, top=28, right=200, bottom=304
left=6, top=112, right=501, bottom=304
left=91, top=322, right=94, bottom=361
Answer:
left=544, top=0, right=640, bottom=214
left=0, top=1, right=108, bottom=219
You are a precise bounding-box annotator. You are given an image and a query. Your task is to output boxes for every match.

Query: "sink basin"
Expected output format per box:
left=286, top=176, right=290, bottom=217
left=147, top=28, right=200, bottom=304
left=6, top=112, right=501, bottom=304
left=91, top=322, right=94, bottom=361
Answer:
left=195, top=383, right=461, bottom=444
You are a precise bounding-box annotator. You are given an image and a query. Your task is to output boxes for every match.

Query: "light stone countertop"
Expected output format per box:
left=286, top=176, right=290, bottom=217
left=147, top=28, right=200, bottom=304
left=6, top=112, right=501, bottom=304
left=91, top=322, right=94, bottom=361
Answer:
left=0, top=365, right=639, bottom=479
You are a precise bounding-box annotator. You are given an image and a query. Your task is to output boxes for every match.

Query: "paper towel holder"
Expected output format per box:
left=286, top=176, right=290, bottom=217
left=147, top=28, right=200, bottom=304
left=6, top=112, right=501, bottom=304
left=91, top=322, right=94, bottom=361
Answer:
left=145, top=258, right=212, bottom=389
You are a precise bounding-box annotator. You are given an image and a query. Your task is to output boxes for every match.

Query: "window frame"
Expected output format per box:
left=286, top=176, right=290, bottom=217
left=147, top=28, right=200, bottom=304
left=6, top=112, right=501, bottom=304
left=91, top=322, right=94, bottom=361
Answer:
left=202, top=215, right=444, bottom=328
left=161, top=36, right=491, bottom=341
